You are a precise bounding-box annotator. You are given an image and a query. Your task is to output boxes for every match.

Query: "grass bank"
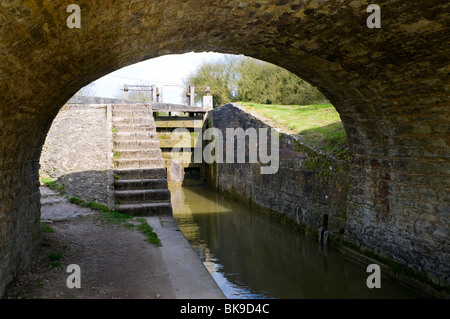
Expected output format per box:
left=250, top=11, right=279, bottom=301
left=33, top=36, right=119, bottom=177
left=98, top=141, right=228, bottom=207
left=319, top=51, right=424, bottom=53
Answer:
left=238, top=102, right=349, bottom=160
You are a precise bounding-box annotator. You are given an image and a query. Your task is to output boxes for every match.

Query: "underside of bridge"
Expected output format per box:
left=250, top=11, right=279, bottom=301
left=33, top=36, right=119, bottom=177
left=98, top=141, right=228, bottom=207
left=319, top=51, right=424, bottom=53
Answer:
left=0, top=0, right=448, bottom=296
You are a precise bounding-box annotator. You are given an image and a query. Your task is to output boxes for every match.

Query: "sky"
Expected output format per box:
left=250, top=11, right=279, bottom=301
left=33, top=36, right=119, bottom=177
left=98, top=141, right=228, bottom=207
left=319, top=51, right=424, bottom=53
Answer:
left=87, top=51, right=231, bottom=102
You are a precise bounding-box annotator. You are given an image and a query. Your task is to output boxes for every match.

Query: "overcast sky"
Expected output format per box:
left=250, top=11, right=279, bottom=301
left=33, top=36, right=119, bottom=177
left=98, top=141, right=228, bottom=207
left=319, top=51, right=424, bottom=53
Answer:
left=89, top=52, right=231, bottom=101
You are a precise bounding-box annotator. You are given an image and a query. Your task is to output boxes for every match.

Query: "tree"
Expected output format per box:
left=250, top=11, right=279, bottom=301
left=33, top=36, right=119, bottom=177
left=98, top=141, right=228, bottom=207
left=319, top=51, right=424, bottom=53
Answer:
left=185, top=56, right=240, bottom=107
left=185, top=55, right=327, bottom=107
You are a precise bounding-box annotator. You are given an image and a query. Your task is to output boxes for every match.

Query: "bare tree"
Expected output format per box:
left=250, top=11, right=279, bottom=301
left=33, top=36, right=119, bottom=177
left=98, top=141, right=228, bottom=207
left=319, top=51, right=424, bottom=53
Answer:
left=75, top=82, right=97, bottom=96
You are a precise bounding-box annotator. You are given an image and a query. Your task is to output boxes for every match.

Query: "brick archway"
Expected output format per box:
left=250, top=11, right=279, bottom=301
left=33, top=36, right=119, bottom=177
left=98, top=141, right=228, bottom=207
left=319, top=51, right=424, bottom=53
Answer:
left=0, top=1, right=448, bottom=295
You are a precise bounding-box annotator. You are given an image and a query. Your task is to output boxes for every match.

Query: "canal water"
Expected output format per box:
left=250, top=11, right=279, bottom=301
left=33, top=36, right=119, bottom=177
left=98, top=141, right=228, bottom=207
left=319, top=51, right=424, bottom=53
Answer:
left=170, top=185, right=427, bottom=299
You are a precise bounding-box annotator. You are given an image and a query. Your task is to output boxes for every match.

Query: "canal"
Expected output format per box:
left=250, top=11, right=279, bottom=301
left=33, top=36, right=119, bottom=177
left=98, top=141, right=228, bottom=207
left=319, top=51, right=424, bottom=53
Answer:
left=170, top=185, right=427, bottom=299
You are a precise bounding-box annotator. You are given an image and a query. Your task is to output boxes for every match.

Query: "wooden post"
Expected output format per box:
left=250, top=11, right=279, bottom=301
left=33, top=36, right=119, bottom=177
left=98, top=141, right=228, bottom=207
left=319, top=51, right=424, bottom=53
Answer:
left=189, top=85, right=195, bottom=106
left=151, top=84, right=157, bottom=102
left=203, top=86, right=212, bottom=109
left=123, top=84, right=129, bottom=99
left=203, top=95, right=213, bottom=110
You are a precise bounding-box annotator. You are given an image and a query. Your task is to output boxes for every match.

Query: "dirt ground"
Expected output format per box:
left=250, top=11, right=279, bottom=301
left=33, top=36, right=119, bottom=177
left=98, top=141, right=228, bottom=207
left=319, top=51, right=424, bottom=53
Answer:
left=5, top=187, right=176, bottom=299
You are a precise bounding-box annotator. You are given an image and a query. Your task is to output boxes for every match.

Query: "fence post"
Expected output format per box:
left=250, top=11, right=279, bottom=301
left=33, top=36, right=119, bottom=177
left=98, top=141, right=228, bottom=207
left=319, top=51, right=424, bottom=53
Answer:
left=151, top=84, right=157, bottom=102
left=189, top=85, right=195, bottom=106
left=123, top=84, right=129, bottom=99
left=156, top=87, right=160, bottom=103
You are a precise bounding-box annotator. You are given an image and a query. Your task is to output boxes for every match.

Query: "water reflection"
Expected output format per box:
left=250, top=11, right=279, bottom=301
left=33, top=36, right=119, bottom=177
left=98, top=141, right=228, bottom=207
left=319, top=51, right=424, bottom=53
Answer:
left=171, top=186, right=426, bottom=299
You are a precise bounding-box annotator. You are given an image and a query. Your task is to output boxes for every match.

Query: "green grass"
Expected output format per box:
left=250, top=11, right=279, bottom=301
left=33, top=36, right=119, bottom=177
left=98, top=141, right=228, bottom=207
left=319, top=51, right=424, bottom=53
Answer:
left=239, top=102, right=349, bottom=159
left=136, top=218, right=161, bottom=246
left=47, top=245, right=67, bottom=268
left=39, top=173, right=66, bottom=195
left=67, top=197, right=160, bottom=245
left=68, top=196, right=132, bottom=224
left=40, top=176, right=58, bottom=190
left=41, top=223, right=55, bottom=234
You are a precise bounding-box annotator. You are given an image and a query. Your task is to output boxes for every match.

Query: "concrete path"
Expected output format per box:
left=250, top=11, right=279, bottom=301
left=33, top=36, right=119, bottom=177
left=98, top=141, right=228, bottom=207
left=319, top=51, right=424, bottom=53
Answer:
left=147, top=216, right=226, bottom=299
left=39, top=186, right=225, bottom=299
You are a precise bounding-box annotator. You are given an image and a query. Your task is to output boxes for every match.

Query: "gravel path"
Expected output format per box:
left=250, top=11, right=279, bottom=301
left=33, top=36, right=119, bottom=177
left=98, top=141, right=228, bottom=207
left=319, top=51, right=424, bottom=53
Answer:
left=5, top=187, right=176, bottom=299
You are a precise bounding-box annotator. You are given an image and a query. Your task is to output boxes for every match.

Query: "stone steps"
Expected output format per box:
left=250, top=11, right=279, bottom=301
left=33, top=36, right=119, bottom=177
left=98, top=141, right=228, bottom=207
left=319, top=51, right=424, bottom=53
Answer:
left=113, top=140, right=161, bottom=150
left=112, top=123, right=157, bottom=132
left=113, top=132, right=158, bottom=141
left=114, top=149, right=162, bottom=160
left=111, top=104, right=172, bottom=216
left=112, top=110, right=151, bottom=117
left=113, top=158, right=165, bottom=169
left=114, top=168, right=167, bottom=180
left=112, top=116, right=155, bottom=125
left=116, top=202, right=173, bottom=216
left=115, top=189, right=171, bottom=204
left=114, top=178, right=168, bottom=191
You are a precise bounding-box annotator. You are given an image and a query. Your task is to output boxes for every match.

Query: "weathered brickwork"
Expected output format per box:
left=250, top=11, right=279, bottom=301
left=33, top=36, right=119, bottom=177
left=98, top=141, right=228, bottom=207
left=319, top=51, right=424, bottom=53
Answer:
left=207, top=104, right=350, bottom=239
left=209, top=104, right=449, bottom=293
left=0, top=0, right=448, bottom=295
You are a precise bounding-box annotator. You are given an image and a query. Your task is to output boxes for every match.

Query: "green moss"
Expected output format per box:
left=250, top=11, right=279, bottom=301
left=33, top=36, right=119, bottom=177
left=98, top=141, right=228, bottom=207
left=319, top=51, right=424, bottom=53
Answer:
left=292, top=140, right=314, bottom=156
left=293, top=140, right=350, bottom=179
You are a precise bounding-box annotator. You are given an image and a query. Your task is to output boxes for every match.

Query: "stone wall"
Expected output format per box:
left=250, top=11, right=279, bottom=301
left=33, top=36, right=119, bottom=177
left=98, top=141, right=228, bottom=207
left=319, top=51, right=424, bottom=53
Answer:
left=207, top=104, right=449, bottom=295
left=0, top=0, right=448, bottom=297
left=40, top=104, right=112, bottom=206
left=206, top=104, right=351, bottom=240
left=0, top=162, right=41, bottom=298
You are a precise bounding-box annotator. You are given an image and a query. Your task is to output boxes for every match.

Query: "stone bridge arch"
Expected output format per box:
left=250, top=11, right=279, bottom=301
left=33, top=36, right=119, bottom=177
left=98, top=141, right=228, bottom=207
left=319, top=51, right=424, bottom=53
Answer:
left=0, top=1, right=448, bottom=295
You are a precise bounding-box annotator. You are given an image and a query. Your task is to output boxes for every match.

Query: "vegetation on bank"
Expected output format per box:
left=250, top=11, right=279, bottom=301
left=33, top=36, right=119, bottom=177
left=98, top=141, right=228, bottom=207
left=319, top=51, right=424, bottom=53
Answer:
left=185, top=55, right=328, bottom=107
left=68, top=196, right=161, bottom=246
left=40, top=174, right=66, bottom=195
left=38, top=173, right=162, bottom=246
left=136, top=218, right=161, bottom=246
left=183, top=54, right=349, bottom=159
left=239, top=102, right=349, bottom=160
left=47, top=245, right=67, bottom=268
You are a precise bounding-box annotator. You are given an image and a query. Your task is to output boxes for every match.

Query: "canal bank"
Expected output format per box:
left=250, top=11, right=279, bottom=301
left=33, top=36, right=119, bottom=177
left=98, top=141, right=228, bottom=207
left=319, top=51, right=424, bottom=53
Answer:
left=146, top=215, right=225, bottom=299
left=204, top=103, right=448, bottom=297
left=170, top=185, right=428, bottom=299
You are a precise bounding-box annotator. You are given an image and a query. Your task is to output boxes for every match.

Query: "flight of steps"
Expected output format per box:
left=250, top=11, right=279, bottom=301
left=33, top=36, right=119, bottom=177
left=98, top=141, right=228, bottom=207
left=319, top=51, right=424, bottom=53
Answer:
left=112, top=104, right=172, bottom=215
